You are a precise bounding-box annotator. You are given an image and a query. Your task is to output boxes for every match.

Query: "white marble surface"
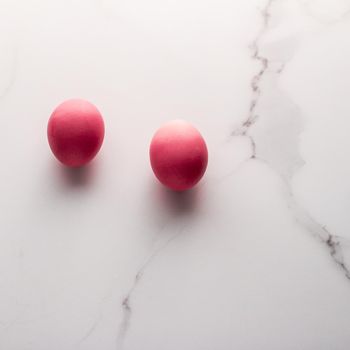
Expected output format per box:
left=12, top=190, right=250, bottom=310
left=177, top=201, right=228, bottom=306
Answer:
left=1, top=0, right=350, bottom=349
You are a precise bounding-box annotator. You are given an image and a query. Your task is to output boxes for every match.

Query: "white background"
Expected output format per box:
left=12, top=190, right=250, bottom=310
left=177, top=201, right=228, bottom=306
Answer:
left=1, top=0, right=350, bottom=349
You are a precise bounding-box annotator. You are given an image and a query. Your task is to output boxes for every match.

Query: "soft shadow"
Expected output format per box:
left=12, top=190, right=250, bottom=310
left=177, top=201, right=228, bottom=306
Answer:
left=60, top=165, right=94, bottom=187
left=150, top=179, right=204, bottom=220
left=50, top=159, right=99, bottom=190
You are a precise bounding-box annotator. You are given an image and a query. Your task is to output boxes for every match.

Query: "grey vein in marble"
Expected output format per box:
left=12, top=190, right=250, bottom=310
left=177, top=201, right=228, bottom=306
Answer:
left=233, top=0, right=350, bottom=282
left=75, top=313, right=103, bottom=347
left=116, top=227, right=185, bottom=349
left=287, top=194, right=350, bottom=280
left=231, top=0, right=274, bottom=158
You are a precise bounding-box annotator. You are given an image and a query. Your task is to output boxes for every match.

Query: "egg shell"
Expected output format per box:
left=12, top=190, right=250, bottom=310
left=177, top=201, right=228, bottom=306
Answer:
left=47, top=99, right=105, bottom=167
left=149, top=120, right=208, bottom=191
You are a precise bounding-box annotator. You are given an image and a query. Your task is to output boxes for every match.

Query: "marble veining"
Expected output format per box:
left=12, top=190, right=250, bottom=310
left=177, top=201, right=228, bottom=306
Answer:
left=1, top=0, right=350, bottom=349
left=233, top=0, right=350, bottom=283
left=117, top=226, right=185, bottom=349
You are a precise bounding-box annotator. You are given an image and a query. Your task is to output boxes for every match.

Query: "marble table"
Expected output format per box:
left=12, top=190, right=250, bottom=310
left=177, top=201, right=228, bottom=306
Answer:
left=1, top=0, right=350, bottom=349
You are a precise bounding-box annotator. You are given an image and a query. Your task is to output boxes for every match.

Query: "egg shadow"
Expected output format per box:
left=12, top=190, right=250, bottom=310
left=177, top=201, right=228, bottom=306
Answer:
left=50, top=159, right=99, bottom=190
left=149, top=179, right=204, bottom=222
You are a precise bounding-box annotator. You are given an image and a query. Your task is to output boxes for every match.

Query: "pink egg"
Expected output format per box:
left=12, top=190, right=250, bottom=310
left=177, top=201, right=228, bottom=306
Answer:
left=47, top=99, right=105, bottom=167
left=149, top=120, right=208, bottom=191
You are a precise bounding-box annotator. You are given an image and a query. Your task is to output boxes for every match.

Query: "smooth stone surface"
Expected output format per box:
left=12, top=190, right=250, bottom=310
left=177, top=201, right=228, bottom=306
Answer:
left=0, top=0, right=350, bottom=349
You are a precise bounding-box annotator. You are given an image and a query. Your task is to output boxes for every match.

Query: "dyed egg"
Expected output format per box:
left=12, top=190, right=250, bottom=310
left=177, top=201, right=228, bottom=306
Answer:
left=47, top=99, right=105, bottom=167
left=150, top=120, right=208, bottom=191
